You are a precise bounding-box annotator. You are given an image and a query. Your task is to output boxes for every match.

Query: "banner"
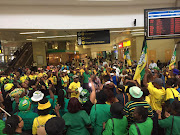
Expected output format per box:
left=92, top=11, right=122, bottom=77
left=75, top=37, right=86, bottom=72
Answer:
left=133, top=40, right=148, bottom=83
left=169, top=44, right=177, bottom=70
left=124, top=49, right=132, bottom=66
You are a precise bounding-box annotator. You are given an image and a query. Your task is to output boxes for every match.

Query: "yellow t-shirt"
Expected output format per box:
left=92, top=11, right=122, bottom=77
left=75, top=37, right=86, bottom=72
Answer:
left=20, top=75, right=28, bottom=83
left=147, top=82, right=166, bottom=111
left=48, top=76, right=57, bottom=85
left=145, top=95, right=151, bottom=105
left=80, top=69, right=85, bottom=76
left=38, top=73, right=43, bottom=78
left=32, top=114, right=56, bottom=135
left=68, top=82, right=81, bottom=98
left=165, top=88, right=180, bottom=101
left=62, top=76, right=69, bottom=87
left=29, top=75, right=37, bottom=80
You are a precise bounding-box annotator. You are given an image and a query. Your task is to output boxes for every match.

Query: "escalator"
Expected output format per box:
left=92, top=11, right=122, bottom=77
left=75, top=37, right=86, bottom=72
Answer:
left=5, top=42, right=33, bottom=73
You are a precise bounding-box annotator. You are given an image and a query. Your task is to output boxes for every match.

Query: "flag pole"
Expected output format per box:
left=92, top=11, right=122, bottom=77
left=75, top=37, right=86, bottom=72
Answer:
left=0, top=107, right=11, bottom=117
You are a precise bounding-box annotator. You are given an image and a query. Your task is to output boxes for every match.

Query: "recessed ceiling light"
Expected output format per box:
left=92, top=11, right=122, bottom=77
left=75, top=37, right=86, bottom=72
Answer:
left=79, top=0, right=132, bottom=1
left=37, top=35, right=77, bottom=39
left=20, top=31, right=45, bottom=35
left=26, top=39, right=36, bottom=40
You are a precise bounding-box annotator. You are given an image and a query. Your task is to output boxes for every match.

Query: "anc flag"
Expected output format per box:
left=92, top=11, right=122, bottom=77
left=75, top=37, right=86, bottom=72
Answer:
left=133, top=40, right=148, bottom=84
left=124, top=48, right=132, bottom=66
left=169, top=44, right=177, bottom=70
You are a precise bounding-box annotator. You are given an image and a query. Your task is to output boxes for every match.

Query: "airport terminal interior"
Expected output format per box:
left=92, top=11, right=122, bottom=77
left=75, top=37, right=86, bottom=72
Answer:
left=0, top=0, right=180, bottom=135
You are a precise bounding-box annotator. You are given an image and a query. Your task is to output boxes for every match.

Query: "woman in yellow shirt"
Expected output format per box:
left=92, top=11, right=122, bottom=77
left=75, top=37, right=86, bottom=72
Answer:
left=32, top=97, right=60, bottom=135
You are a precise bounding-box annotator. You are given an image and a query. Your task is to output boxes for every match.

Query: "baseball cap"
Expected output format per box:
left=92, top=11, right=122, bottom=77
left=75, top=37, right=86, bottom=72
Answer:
left=153, top=78, right=163, bottom=87
left=45, top=117, right=65, bottom=135
left=31, top=91, right=44, bottom=102
left=129, top=86, right=143, bottom=99
left=19, top=99, right=31, bottom=111
left=63, top=70, right=67, bottom=73
left=72, top=75, right=78, bottom=79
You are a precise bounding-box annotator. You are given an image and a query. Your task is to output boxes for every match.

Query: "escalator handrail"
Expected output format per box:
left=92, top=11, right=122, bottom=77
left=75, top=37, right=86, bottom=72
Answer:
left=11, top=42, right=32, bottom=67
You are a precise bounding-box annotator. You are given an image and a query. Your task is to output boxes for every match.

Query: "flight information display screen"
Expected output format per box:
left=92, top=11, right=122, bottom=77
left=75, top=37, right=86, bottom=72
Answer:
left=145, top=8, right=180, bottom=38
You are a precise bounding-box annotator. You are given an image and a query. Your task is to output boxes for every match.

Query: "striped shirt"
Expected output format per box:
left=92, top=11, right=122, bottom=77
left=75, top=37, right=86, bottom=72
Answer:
left=124, top=101, right=153, bottom=125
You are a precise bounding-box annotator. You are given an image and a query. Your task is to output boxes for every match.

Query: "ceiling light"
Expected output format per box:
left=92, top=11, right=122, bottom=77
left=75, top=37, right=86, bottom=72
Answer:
left=110, top=31, right=124, bottom=33
left=26, top=39, right=36, bottom=40
left=79, top=0, right=132, bottom=1
left=37, top=35, right=77, bottom=39
left=131, top=29, right=144, bottom=32
left=20, top=31, right=45, bottom=35
left=131, top=32, right=145, bottom=34
left=111, top=29, right=144, bottom=33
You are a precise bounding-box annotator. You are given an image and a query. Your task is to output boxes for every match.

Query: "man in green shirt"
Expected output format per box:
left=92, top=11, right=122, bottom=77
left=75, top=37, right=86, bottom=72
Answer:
left=82, top=68, right=91, bottom=92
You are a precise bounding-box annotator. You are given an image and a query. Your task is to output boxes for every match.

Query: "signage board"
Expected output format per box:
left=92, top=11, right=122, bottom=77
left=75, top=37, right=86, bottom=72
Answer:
left=77, top=30, right=110, bottom=45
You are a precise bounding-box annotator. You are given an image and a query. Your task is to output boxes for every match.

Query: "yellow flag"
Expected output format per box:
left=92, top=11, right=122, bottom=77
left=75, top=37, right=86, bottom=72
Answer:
left=133, top=40, right=148, bottom=83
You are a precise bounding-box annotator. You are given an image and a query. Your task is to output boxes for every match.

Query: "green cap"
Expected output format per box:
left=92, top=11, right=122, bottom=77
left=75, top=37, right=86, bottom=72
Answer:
left=19, top=99, right=31, bottom=111
left=153, top=67, right=160, bottom=71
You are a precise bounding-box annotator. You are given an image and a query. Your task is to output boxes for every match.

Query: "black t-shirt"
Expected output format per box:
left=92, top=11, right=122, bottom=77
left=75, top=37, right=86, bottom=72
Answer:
left=82, top=100, right=93, bottom=115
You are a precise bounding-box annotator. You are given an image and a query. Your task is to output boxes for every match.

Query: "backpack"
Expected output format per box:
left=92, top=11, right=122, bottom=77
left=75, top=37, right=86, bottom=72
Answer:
left=36, top=118, right=47, bottom=135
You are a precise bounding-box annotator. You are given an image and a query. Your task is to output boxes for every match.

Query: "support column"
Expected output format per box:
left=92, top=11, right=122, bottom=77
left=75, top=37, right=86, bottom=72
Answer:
left=32, top=42, right=47, bottom=67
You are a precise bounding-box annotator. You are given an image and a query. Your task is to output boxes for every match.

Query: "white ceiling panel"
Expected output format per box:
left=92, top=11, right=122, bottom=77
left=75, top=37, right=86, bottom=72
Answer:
left=0, top=0, right=176, bottom=6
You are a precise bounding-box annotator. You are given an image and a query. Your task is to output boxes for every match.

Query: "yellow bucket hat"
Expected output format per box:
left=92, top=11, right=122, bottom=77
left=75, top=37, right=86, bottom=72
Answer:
left=38, top=101, right=51, bottom=110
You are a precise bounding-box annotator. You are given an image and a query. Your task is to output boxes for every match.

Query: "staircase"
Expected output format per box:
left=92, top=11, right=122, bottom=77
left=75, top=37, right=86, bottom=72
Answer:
left=5, top=42, right=33, bottom=73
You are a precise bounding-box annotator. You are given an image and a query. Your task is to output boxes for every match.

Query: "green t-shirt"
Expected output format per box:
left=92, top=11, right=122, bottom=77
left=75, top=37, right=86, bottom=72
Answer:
left=0, top=120, right=6, bottom=135
left=46, top=95, right=58, bottom=109
left=129, top=117, right=153, bottom=135
left=48, top=95, right=69, bottom=116
left=30, top=102, right=38, bottom=113
left=83, top=72, right=90, bottom=83
left=15, top=110, right=38, bottom=131
left=59, top=98, right=69, bottom=117
left=159, top=115, right=180, bottom=135
left=62, top=110, right=91, bottom=135
left=103, top=117, right=128, bottom=135
left=90, top=104, right=111, bottom=135
left=12, top=98, right=23, bottom=112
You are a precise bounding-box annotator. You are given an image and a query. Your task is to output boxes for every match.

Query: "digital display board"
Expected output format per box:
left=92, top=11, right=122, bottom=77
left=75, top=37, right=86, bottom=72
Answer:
left=77, top=30, right=110, bottom=45
left=144, top=8, right=180, bottom=39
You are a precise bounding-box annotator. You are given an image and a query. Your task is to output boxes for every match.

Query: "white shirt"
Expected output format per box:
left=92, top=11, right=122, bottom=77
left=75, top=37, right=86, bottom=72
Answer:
left=149, top=62, right=157, bottom=69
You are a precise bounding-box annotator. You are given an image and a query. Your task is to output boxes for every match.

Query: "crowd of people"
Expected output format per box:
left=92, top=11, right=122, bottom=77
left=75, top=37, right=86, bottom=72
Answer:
left=0, top=58, right=180, bottom=135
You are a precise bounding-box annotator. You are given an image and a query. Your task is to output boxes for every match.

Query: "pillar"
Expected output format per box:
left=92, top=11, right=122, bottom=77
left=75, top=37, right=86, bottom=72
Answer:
left=32, top=42, right=47, bottom=67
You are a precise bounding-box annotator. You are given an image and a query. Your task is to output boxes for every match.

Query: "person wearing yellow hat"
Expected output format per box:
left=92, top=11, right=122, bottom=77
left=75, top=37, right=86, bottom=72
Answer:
left=3, top=83, right=14, bottom=113
left=15, top=98, right=38, bottom=134
left=32, top=97, right=60, bottom=135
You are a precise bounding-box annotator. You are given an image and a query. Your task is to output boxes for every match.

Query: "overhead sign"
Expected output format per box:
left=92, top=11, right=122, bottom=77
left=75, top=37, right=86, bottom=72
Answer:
left=77, top=30, right=110, bottom=45
left=145, top=7, right=180, bottom=39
